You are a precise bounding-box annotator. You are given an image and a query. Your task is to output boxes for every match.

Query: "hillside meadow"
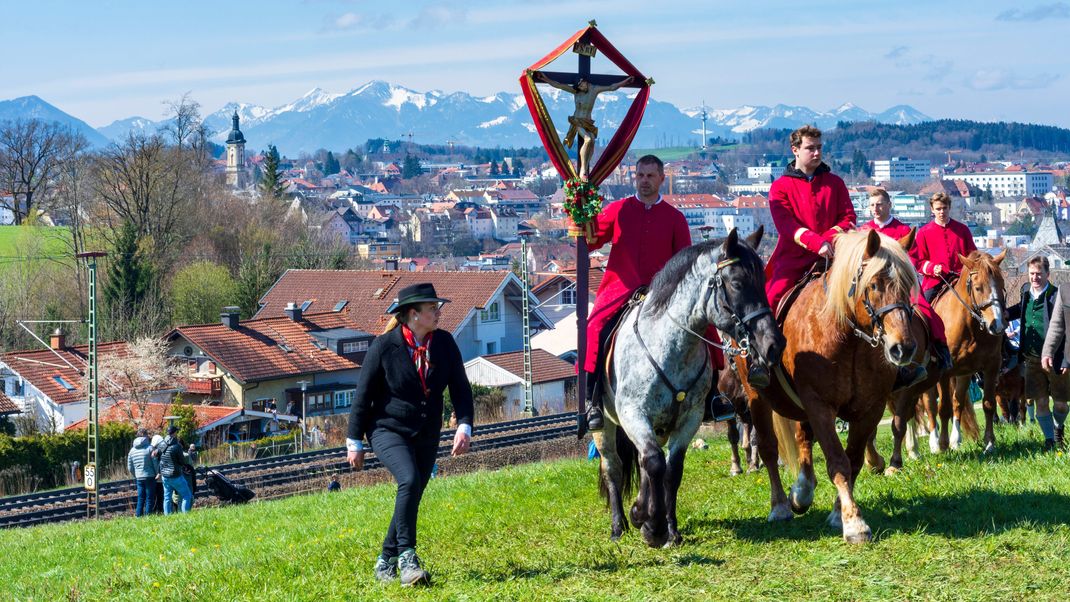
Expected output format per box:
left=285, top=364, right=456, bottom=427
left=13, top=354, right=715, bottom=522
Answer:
left=1, top=421, right=1068, bottom=601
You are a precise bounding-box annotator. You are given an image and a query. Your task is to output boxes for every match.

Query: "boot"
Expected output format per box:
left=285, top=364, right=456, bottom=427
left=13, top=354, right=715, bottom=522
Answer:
left=747, top=361, right=770, bottom=389
left=1043, top=439, right=1056, bottom=452
left=933, top=341, right=953, bottom=372
left=398, top=549, right=430, bottom=587
left=893, top=365, right=927, bottom=392
left=373, top=555, right=398, bottom=584
left=704, top=392, right=736, bottom=422
left=585, top=400, right=604, bottom=431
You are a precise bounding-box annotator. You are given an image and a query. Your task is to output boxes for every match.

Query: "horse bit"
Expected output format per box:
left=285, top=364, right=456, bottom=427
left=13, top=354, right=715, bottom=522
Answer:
left=845, top=259, right=912, bottom=349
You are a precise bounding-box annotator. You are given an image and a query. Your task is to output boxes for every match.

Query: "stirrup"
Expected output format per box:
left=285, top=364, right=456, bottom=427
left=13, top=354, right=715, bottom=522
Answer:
left=585, top=404, right=604, bottom=431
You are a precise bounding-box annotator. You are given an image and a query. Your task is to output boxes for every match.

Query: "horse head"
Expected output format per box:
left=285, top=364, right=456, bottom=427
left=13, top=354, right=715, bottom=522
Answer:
left=708, top=226, right=786, bottom=371
left=956, top=249, right=1007, bottom=336
left=824, top=229, right=918, bottom=367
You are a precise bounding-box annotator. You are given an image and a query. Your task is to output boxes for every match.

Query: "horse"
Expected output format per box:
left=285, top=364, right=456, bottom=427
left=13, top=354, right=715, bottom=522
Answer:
left=888, top=250, right=1006, bottom=459
left=735, top=228, right=918, bottom=543
left=597, top=227, right=785, bottom=547
left=717, top=363, right=761, bottom=476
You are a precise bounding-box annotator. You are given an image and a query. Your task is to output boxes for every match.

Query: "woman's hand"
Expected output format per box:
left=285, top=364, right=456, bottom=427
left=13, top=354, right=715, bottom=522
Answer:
left=451, top=431, right=471, bottom=456
left=347, top=450, right=365, bottom=471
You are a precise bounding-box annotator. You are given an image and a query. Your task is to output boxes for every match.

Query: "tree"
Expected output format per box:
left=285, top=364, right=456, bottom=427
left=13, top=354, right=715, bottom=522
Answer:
left=98, top=336, right=184, bottom=430
left=851, top=149, right=870, bottom=177
left=490, top=160, right=500, bottom=176
left=402, top=153, right=422, bottom=179
left=103, top=221, right=156, bottom=316
left=170, top=261, right=240, bottom=325
left=323, top=151, right=340, bottom=176
left=512, top=158, right=524, bottom=177
left=1006, top=214, right=1038, bottom=237
left=259, top=145, right=285, bottom=200
left=170, top=395, right=198, bottom=445
left=0, top=118, right=88, bottom=224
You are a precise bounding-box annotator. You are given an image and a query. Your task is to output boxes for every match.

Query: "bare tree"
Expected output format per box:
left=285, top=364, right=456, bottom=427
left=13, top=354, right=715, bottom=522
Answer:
left=0, top=119, right=88, bottom=225
left=161, top=93, right=214, bottom=169
left=98, top=336, right=183, bottom=430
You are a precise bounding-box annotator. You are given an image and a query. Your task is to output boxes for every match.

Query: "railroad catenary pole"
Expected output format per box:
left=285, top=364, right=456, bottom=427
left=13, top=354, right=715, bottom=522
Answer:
left=77, top=251, right=106, bottom=518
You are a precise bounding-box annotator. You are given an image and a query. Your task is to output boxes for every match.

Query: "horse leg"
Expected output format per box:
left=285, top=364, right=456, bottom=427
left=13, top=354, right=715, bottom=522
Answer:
left=982, top=367, right=999, bottom=453
left=808, top=406, right=872, bottom=544
left=832, top=407, right=883, bottom=542
left=750, top=396, right=792, bottom=521
left=748, top=423, right=762, bottom=471
left=937, top=379, right=953, bottom=451
left=663, top=433, right=693, bottom=547
left=789, top=420, right=817, bottom=515
left=727, top=417, right=743, bottom=476
left=949, top=376, right=969, bottom=450
left=598, top=423, right=629, bottom=541
left=887, top=391, right=913, bottom=472
left=905, top=417, right=921, bottom=460
left=637, top=440, right=669, bottom=548
left=864, top=429, right=886, bottom=474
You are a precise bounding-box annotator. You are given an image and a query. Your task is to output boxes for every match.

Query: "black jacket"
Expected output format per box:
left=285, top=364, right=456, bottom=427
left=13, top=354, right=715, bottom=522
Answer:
left=158, top=436, right=190, bottom=479
left=347, top=327, right=474, bottom=442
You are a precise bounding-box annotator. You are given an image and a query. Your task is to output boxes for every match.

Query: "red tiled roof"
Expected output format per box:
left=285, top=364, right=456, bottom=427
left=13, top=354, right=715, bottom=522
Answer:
left=67, top=401, right=240, bottom=432
left=0, top=342, right=132, bottom=406
left=168, top=311, right=365, bottom=384
left=663, top=194, right=727, bottom=208
left=480, top=349, right=576, bottom=384
left=0, top=390, right=18, bottom=414
left=497, top=189, right=539, bottom=201
left=255, top=270, right=518, bottom=335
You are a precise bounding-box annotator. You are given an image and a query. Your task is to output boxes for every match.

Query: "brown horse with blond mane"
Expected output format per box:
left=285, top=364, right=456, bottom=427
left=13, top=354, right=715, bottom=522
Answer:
left=736, top=229, right=919, bottom=543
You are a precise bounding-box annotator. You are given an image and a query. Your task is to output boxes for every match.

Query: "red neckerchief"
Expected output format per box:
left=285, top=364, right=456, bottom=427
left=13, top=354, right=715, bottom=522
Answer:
left=401, top=325, right=433, bottom=395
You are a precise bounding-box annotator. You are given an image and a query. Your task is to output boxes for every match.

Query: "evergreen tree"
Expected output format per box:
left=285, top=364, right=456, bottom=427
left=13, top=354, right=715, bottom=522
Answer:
left=324, top=151, right=340, bottom=176
left=259, top=145, right=285, bottom=200
left=402, top=153, right=422, bottom=179
left=490, top=160, right=500, bottom=176
left=512, top=158, right=524, bottom=177
left=851, top=149, right=870, bottom=177
left=103, top=221, right=155, bottom=315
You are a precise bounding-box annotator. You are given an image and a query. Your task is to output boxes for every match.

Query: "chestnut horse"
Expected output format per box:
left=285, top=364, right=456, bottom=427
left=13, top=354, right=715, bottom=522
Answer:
left=887, top=250, right=1006, bottom=461
left=737, top=229, right=918, bottom=543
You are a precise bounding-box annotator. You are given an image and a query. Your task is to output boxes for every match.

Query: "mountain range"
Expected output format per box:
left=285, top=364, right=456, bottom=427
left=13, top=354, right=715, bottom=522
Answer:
left=1, top=82, right=934, bottom=156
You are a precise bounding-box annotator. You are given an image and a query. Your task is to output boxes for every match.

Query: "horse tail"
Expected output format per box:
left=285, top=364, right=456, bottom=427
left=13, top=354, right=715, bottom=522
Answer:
left=959, top=396, right=980, bottom=441
left=772, top=411, right=800, bottom=475
left=598, top=428, right=639, bottom=506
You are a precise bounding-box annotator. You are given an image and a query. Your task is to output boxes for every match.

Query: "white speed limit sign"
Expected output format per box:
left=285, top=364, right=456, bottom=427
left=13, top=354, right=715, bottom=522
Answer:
left=84, top=462, right=96, bottom=491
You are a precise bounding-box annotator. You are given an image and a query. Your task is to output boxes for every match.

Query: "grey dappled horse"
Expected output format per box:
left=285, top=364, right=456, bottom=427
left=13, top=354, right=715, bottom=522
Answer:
left=596, top=227, right=785, bottom=547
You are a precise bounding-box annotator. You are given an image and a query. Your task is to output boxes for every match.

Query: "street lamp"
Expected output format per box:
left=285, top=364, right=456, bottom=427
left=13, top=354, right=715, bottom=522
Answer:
left=297, top=380, right=310, bottom=452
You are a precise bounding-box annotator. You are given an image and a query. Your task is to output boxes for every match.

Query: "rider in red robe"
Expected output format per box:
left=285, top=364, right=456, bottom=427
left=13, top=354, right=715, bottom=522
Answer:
left=581, top=155, right=726, bottom=430
left=765, top=126, right=856, bottom=313
left=860, top=188, right=953, bottom=373
left=912, top=192, right=978, bottom=302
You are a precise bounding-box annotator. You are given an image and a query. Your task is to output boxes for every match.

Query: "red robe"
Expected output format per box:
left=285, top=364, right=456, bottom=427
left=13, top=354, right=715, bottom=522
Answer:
left=911, top=219, right=977, bottom=294
left=765, top=163, right=856, bottom=311
left=582, top=196, right=723, bottom=373
left=860, top=218, right=946, bottom=344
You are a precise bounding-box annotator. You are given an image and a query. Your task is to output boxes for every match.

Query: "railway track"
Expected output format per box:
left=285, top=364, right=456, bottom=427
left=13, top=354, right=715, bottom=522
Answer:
left=0, top=412, right=578, bottom=529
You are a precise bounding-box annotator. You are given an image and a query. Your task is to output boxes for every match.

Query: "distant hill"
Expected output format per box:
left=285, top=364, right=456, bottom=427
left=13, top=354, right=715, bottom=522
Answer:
left=0, top=96, right=111, bottom=148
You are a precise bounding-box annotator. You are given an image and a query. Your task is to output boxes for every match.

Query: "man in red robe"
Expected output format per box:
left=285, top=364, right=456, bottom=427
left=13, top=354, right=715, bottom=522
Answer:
left=860, top=188, right=953, bottom=374
left=765, top=125, right=856, bottom=313
left=581, top=155, right=727, bottom=430
left=912, top=191, right=978, bottom=302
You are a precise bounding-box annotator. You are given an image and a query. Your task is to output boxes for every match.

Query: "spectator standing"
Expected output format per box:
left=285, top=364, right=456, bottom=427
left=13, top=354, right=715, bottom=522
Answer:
left=159, top=426, right=194, bottom=514
left=126, top=428, right=159, bottom=517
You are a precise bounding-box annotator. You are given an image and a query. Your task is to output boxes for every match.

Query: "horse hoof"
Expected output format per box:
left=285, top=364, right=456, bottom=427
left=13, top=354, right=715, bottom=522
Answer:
left=662, top=532, right=683, bottom=548
left=827, top=510, right=843, bottom=529
left=983, top=442, right=995, bottom=455
left=883, top=466, right=901, bottom=476
left=907, top=450, right=920, bottom=460
left=767, top=504, right=793, bottom=522
left=929, top=431, right=940, bottom=454
left=730, top=465, right=743, bottom=477
left=843, top=520, right=872, bottom=544
left=641, top=524, right=668, bottom=549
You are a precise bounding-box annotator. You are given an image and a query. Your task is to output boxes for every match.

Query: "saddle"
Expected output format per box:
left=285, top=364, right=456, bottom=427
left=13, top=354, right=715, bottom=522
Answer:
left=774, top=270, right=825, bottom=325
left=598, top=288, right=648, bottom=396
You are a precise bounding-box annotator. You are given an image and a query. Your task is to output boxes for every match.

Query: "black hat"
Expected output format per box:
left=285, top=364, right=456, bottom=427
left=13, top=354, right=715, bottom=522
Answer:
left=385, top=283, right=450, bottom=314
left=167, top=425, right=179, bottom=436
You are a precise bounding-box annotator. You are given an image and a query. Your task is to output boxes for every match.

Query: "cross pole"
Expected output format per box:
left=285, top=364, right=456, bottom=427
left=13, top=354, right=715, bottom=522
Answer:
left=530, top=46, right=641, bottom=437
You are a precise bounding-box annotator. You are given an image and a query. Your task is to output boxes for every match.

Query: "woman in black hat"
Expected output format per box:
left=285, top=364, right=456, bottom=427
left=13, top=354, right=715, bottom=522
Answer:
left=346, top=282, right=474, bottom=587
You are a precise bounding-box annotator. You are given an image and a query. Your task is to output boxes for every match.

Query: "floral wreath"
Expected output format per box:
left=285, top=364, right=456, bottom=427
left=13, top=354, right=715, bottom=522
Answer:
left=563, top=178, right=603, bottom=226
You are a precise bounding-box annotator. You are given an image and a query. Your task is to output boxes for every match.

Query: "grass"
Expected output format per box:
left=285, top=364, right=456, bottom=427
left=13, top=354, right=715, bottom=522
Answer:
left=0, top=224, right=71, bottom=258
left=1, top=420, right=1068, bottom=601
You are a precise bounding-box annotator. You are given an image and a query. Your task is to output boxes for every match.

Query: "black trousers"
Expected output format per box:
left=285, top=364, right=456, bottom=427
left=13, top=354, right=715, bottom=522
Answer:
left=370, top=427, right=439, bottom=558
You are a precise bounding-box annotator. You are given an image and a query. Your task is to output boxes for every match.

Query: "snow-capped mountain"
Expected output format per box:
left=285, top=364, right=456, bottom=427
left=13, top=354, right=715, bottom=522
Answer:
left=97, top=116, right=164, bottom=141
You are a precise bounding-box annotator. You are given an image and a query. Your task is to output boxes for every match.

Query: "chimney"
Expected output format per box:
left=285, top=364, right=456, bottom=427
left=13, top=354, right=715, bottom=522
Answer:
left=385, top=257, right=399, bottom=271
left=284, top=302, right=303, bottom=322
left=221, top=306, right=240, bottom=329
left=49, top=328, right=66, bottom=350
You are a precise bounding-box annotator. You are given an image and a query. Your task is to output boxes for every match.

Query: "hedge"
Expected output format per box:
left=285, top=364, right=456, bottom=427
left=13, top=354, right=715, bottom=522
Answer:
left=0, top=422, right=136, bottom=490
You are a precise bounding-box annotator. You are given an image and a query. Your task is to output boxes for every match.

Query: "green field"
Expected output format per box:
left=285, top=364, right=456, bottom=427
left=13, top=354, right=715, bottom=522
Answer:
left=0, top=225, right=71, bottom=258
left=2, top=421, right=1068, bottom=601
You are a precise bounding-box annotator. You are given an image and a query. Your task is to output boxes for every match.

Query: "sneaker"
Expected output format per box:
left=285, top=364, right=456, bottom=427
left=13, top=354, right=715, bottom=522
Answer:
left=373, top=555, right=398, bottom=584
left=1044, top=439, right=1056, bottom=452
left=398, top=549, right=430, bottom=587
left=706, top=393, right=736, bottom=422
left=893, top=365, right=927, bottom=392
left=585, top=403, right=604, bottom=431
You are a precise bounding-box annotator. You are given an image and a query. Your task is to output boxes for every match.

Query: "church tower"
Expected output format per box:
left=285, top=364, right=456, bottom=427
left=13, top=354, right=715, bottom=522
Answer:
left=225, top=111, right=247, bottom=188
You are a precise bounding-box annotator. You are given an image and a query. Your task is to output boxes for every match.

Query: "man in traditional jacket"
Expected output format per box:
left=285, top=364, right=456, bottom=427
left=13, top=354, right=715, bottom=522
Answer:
left=911, top=192, right=977, bottom=302
left=765, top=125, right=856, bottom=313
left=582, top=154, right=727, bottom=430
left=860, top=188, right=953, bottom=373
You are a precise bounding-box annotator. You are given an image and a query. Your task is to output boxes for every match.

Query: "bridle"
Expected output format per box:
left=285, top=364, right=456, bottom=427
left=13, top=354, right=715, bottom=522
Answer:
left=939, top=271, right=1002, bottom=328
left=843, top=257, right=912, bottom=349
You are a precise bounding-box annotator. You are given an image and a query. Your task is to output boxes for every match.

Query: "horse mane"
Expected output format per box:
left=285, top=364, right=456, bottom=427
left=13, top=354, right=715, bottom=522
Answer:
left=643, top=239, right=723, bottom=316
left=962, top=250, right=1005, bottom=287
left=821, top=230, right=917, bottom=328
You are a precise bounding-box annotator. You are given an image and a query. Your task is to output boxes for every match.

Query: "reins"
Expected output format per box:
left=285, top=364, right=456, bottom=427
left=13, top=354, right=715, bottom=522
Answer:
left=938, top=271, right=998, bottom=325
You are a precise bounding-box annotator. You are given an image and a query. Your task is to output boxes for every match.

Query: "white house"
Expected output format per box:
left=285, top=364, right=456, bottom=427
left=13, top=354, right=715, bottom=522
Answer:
left=464, top=349, right=577, bottom=419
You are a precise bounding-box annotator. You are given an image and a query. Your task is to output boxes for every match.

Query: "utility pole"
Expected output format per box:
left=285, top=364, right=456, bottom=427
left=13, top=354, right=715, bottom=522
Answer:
left=77, top=251, right=106, bottom=518
left=519, top=228, right=536, bottom=417
left=700, top=101, right=709, bottom=151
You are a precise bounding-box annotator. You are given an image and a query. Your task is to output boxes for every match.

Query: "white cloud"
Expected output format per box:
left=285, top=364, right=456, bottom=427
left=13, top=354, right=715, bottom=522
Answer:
left=966, top=69, right=1057, bottom=90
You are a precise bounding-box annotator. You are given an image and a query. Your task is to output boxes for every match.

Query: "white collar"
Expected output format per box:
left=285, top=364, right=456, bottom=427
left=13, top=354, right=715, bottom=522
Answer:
left=1030, top=283, right=1049, bottom=299
left=636, top=194, right=662, bottom=208
left=874, top=216, right=894, bottom=228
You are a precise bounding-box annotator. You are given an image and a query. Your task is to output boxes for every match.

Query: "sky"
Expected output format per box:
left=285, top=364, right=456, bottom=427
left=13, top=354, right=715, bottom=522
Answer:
left=7, top=0, right=1069, bottom=128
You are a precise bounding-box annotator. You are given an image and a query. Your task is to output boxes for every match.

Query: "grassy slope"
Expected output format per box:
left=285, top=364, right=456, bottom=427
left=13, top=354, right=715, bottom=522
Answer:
left=0, top=225, right=71, bottom=257
left=2, top=423, right=1068, bottom=602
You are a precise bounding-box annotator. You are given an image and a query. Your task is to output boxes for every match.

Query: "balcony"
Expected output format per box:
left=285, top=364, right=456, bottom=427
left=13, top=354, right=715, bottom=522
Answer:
left=185, top=376, right=223, bottom=396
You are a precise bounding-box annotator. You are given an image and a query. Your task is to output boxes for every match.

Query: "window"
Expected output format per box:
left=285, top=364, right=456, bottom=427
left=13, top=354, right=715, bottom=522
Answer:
left=53, top=376, right=77, bottom=391
left=333, top=300, right=349, bottom=312
left=308, top=392, right=333, bottom=413
left=342, top=340, right=369, bottom=354
left=561, top=286, right=576, bottom=305
left=335, top=390, right=354, bottom=408
left=300, top=300, right=313, bottom=311
left=480, top=302, right=501, bottom=322
left=486, top=341, right=497, bottom=354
